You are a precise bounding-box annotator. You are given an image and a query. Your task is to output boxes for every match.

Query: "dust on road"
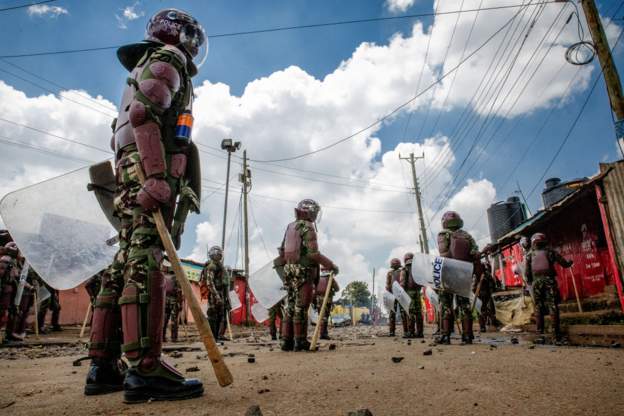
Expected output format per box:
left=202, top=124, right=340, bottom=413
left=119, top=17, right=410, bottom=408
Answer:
left=0, top=326, right=622, bottom=416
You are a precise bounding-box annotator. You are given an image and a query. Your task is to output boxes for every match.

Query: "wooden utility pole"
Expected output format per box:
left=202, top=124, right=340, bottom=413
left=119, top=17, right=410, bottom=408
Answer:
left=240, top=150, right=251, bottom=323
left=399, top=152, right=429, bottom=254
left=220, top=139, right=241, bottom=250
left=581, top=0, right=624, bottom=147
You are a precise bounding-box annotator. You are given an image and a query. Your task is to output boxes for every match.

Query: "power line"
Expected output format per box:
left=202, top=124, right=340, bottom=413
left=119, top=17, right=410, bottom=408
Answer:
left=0, top=2, right=560, bottom=59
left=249, top=4, right=537, bottom=163
left=0, top=117, right=111, bottom=154
left=0, top=134, right=95, bottom=164
left=201, top=184, right=417, bottom=214
left=0, top=0, right=56, bottom=12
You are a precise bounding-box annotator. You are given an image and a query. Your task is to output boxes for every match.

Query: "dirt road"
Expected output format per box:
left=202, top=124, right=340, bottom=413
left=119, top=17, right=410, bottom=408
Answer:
left=0, top=327, right=622, bottom=415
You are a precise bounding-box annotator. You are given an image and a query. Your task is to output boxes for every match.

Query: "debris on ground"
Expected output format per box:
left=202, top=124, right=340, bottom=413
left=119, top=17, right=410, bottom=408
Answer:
left=347, top=409, right=373, bottom=416
left=185, top=366, right=200, bottom=372
left=169, top=351, right=183, bottom=358
left=245, top=405, right=263, bottom=416
left=391, top=356, right=404, bottom=363
left=423, top=349, right=432, bottom=356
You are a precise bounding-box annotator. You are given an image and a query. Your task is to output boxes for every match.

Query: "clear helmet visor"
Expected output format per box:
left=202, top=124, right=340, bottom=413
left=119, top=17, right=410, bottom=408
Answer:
left=180, top=23, right=208, bottom=68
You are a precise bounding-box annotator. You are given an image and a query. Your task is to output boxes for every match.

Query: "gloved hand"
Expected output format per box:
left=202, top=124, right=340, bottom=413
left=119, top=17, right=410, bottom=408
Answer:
left=136, top=177, right=171, bottom=211
left=331, top=265, right=340, bottom=276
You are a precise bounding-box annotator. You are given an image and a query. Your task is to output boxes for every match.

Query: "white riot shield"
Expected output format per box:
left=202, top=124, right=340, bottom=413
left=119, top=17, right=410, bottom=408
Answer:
left=410, top=253, right=474, bottom=298
left=309, top=307, right=319, bottom=325
left=392, top=281, right=411, bottom=312
left=247, top=261, right=287, bottom=309
left=0, top=163, right=118, bottom=290
left=14, top=262, right=30, bottom=306
left=382, top=291, right=396, bottom=312
left=229, top=290, right=242, bottom=310
left=251, top=302, right=269, bottom=323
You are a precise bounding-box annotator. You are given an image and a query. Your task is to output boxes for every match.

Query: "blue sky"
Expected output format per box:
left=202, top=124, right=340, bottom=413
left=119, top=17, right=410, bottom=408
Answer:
left=1, top=0, right=623, bottom=291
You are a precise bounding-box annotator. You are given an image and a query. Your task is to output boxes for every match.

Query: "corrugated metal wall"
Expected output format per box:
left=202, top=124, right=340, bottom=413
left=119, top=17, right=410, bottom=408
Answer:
left=600, top=161, right=624, bottom=273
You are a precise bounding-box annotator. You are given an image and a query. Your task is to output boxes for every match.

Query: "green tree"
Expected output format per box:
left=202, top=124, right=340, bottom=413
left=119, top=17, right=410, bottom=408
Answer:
left=340, top=281, right=372, bottom=307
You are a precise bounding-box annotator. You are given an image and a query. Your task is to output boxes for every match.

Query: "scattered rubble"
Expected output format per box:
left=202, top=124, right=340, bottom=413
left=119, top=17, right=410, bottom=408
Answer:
left=245, top=405, right=263, bottom=416
left=185, top=366, right=200, bottom=372
left=391, top=356, right=404, bottom=363
left=423, top=349, right=433, bottom=356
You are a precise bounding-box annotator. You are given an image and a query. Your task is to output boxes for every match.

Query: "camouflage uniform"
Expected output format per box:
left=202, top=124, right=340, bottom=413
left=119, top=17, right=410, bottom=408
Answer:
left=313, top=273, right=339, bottom=340
left=400, top=256, right=423, bottom=338
left=86, top=10, right=204, bottom=402
left=163, top=274, right=183, bottom=342
left=437, top=212, right=479, bottom=344
left=525, top=247, right=572, bottom=340
left=8, top=266, right=39, bottom=340
left=38, top=281, right=62, bottom=333
left=476, top=263, right=497, bottom=332
left=385, top=260, right=406, bottom=337
left=200, top=260, right=228, bottom=340
left=280, top=200, right=337, bottom=352
left=0, top=256, right=16, bottom=337
left=268, top=304, right=282, bottom=341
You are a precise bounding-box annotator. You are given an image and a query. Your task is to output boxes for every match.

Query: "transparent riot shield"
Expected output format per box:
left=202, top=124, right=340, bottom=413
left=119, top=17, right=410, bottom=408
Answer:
left=37, top=285, right=51, bottom=305
left=251, top=302, right=269, bottom=323
left=382, top=291, right=396, bottom=312
left=229, top=290, right=242, bottom=310
left=391, top=281, right=411, bottom=312
left=247, top=261, right=287, bottom=309
left=0, top=162, right=118, bottom=290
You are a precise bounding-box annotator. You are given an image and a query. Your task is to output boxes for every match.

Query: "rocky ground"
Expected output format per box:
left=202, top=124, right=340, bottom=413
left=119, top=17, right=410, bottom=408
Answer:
left=0, top=325, right=622, bottom=415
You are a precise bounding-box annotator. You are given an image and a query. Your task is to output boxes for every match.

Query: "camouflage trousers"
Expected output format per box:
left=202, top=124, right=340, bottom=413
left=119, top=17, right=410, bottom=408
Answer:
left=283, top=265, right=314, bottom=326
left=313, top=296, right=333, bottom=324
left=439, top=291, right=471, bottom=320
left=388, top=301, right=407, bottom=332
left=533, top=276, right=559, bottom=315
left=405, top=288, right=423, bottom=323
left=89, top=148, right=169, bottom=364
left=268, top=303, right=282, bottom=337
left=206, top=294, right=226, bottom=339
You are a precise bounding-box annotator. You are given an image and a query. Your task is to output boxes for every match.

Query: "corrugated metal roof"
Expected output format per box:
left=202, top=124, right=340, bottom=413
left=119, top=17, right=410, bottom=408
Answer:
left=494, top=168, right=613, bottom=249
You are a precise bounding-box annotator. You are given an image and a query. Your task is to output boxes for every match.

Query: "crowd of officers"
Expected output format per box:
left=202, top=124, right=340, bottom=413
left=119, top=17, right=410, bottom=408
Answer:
left=0, top=238, right=62, bottom=343
left=385, top=210, right=572, bottom=344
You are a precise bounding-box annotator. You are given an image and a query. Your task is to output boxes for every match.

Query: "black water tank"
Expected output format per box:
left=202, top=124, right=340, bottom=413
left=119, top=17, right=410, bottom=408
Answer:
left=487, top=196, right=527, bottom=243
left=542, top=177, right=577, bottom=209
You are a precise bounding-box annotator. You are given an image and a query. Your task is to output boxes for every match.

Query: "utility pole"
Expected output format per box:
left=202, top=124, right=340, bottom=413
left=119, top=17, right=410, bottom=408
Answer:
left=515, top=180, right=533, bottom=217
left=240, top=150, right=252, bottom=323
left=371, top=268, right=375, bottom=325
left=581, top=0, right=624, bottom=155
left=399, top=152, right=429, bottom=254
left=220, top=139, right=241, bottom=250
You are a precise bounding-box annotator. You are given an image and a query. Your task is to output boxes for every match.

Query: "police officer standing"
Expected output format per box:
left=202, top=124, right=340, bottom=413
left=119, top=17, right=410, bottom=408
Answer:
left=400, top=253, right=424, bottom=338
left=525, top=233, right=572, bottom=343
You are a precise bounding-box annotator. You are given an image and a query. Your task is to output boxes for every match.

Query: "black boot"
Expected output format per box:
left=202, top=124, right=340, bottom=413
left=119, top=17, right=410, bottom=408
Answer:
left=280, top=320, right=294, bottom=351
left=294, top=338, right=311, bottom=352
left=435, top=318, right=451, bottom=345
left=123, top=359, right=203, bottom=404
left=84, top=358, right=125, bottom=396
left=320, top=321, right=330, bottom=340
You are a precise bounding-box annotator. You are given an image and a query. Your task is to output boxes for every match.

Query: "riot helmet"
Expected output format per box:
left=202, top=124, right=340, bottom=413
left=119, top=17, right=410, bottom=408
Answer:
left=295, top=199, right=321, bottom=222
left=208, top=245, right=223, bottom=262
left=390, top=258, right=401, bottom=269
left=146, top=9, right=208, bottom=67
left=441, top=211, right=463, bottom=230
left=403, top=252, right=414, bottom=265
left=531, top=232, right=547, bottom=249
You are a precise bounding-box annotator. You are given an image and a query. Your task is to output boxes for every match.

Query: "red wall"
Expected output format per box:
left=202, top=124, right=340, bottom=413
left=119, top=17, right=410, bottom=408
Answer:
left=495, top=193, right=614, bottom=301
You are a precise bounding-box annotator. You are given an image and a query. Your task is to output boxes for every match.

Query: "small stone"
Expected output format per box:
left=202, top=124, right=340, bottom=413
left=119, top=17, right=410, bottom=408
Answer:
left=421, top=340, right=426, bottom=344
left=262, top=375, right=268, bottom=380
left=407, top=340, right=412, bottom=346
left=423, top=349, right=433, bottom=356
left=71, top=371, right=76, bottom=374
left=245, top=405, right=263, bottom=416
left=474, top=403, right=478, bottom=407
left=248, top=357, right=256, bottom=363
left=328, top=344, right=337, bottom=351
left=185, top=366, right=200, bottom=372
left=418, top=365, right=425, bottom=370
left=169, top=351, right=183, bottom=358
left=257, top=389, right=270, bottom=394
left=510, top=338, right=519, bottom=345
left=528, top=345, right=535, bottom=350
left=610, top=342, right=621, bottom=348
left=347, top=409, right=373, bottom=416
left=391, top=356, right=404, bottom=363
left=489, top=345, right=497, bottom=349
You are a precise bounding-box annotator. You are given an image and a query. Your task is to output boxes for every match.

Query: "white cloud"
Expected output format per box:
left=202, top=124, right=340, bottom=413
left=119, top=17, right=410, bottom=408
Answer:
left=27, top=5, right=68, bottom=18
left=115, top=2, right=144, bottom=29
left=386, top=0, right=416, bottom=13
